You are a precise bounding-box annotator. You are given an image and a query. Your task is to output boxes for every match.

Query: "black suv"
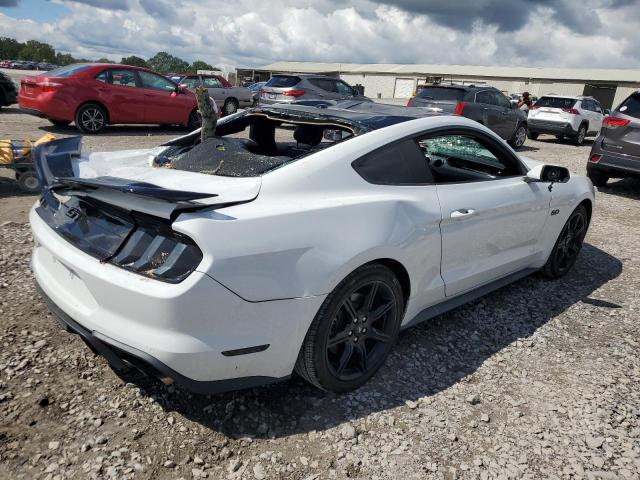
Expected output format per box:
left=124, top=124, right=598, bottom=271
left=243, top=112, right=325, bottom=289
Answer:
left=587, top=91, right=640, bottom=187
left=407, top=84, right=528, bottom=149
left=0, top=71, right=18, bottom=109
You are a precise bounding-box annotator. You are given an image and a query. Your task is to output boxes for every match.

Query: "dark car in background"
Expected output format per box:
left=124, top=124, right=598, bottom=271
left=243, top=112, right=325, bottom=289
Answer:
left=259, top=74, right=370, bottom=105
left=19, top=63, right=201, bottom=133
left=0, top=71, right=18, bottom=108
left=407, top=84, right=528, bottom=149
left=587, top=91, right=640, bottom=186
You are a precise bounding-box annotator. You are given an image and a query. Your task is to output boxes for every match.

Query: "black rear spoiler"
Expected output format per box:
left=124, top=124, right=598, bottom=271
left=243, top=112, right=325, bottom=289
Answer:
left=33, top=137, right=220, bottom=220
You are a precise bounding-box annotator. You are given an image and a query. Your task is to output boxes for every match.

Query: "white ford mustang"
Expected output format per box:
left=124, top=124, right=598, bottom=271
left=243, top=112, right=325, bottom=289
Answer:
left=30, top=102, right=594, bottom=394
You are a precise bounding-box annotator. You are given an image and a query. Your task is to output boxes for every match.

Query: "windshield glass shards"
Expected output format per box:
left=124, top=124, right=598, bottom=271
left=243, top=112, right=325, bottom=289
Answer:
left=155, top=113, right=354, bottom=177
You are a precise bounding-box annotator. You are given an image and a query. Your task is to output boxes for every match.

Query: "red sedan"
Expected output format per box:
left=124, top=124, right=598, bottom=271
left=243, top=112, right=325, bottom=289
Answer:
left=18, top=64, right=204, bottom=134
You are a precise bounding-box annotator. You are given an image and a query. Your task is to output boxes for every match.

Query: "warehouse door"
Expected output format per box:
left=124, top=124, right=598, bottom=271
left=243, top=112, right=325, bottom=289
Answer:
left=394, top=78, right=415, bottom=98
left=583, top=83, right=617, bottom=109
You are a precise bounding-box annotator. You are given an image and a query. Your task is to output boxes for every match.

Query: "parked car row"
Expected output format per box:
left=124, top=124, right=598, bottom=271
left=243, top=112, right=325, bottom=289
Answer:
left=0, top=60, right=57, bottom=70
left=168, top=73, right=252, bottom=115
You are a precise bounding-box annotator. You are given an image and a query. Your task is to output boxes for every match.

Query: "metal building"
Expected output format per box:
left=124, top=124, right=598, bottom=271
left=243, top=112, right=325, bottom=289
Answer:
left=236, top=62, right=640, bottom=109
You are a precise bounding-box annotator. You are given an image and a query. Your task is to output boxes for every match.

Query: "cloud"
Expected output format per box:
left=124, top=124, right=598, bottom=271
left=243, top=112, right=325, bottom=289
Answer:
left=64, top=0, right=129, bottom=10
left=0, top=0, right=638, bottom=70
left=0, top=0, right=19, bottom=6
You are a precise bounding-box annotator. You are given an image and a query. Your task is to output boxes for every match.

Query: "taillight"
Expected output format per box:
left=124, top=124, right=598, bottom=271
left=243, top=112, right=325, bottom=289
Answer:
left=111, top=224, right=202, bottom=283
left=562, top=108, right=579, bottom=115
left=602, top=116, right=630, bottom=128
left=454, top=101, right=466, bottom=116
left=589, top=154, right=602, bottom=163
left=406, top=97, right=413, bottom=107
left=36, top=81, right=63, bottom=93
left=282, top=89, right=305, bottom=97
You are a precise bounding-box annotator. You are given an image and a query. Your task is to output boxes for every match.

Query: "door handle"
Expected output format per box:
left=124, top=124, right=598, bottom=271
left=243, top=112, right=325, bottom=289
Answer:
left=450, top=208, right=477, bottom=219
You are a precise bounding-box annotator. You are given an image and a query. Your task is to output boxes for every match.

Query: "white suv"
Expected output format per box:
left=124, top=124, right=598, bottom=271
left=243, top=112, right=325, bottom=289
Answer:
left=527, top=95, right=604, bottom=145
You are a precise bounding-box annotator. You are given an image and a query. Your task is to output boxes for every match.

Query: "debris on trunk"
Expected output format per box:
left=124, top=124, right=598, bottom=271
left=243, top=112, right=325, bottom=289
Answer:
left=195, top=85, right=217, bottom=142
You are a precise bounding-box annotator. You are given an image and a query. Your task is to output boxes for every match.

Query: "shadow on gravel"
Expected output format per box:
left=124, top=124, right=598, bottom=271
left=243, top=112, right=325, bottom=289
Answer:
left=531, top=136, right=594, bottom=147
left=0, top=106, right=25, bottom=114
left=597, top=177, right=640, bottom=201
left=38, top=124, right=185, bottom=137
left=516, top=145, right=539, bottom=153
left=113, top=243, right=622, bottom=439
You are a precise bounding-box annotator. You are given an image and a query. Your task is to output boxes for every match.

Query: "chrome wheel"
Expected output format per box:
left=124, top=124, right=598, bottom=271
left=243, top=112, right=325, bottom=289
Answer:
left=80, top=107, right=105, bottom=133
left=513, top=125, right=527, bottom=148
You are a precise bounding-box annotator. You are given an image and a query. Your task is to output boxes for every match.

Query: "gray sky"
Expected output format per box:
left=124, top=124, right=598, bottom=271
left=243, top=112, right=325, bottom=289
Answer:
left=0, top=0, right=639, bottom=70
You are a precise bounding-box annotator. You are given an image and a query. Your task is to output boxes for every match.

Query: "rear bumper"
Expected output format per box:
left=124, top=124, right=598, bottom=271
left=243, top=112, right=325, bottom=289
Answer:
left=18, top=92, right=75, bottom=121
left=258, top=97, right=295, bottom=105
left=588, top=141, right=640, bottom=176
left=528, top=119, right=577, bottom=135
left=30, top=205, right=326, bottom=392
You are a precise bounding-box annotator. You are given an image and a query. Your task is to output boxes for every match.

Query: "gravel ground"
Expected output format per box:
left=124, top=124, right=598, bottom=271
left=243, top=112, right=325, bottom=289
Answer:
left=1, top=110, right=639, bottom=480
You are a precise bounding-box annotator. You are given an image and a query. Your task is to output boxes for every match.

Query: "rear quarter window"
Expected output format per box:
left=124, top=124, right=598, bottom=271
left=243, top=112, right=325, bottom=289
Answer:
left=352, top=139, right=433, bottom=185
left=45, top=64, right=92, bottom=78
left=265, top=75, right=301, bottom=88
left=617, top=93, right=640, bottom=119
left=417, top=87, right=466, bottom=101
left=534, top=97, right=576, bottom=109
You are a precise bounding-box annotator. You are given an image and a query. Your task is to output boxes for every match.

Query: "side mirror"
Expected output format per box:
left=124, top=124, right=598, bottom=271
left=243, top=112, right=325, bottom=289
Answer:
left=525, top=164, right=570, bottom=190
left=176, top=84, right=187, bottom=93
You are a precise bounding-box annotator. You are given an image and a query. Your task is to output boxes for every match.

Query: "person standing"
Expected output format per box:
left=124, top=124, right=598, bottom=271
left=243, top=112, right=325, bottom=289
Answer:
left=518, top=92, right=532, bottom=114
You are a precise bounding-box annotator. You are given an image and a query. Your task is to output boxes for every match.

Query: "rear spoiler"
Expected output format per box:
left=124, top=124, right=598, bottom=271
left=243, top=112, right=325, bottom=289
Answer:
left=33, top=137, right=220, bottom=220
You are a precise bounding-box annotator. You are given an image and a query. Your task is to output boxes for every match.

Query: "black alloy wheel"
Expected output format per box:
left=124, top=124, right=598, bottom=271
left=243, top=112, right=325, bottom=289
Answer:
left=295, top=264, right=403, bottom=393
left=543, top=205, right=588, bottom=279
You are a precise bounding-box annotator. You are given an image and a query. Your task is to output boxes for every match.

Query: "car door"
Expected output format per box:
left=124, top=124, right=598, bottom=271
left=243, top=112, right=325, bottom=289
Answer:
left=137, top=70, right=189, bottom=124
left=202, top=76, right=224, bottom=107
left=591, top=101, right=604, bottom=132
left=492, top=90, right=519, bottom=137
left=475, top=90, right=509, bottom=139
left=94, top=68, right=145, bottom=124
left=418, top=131, right=551, bottom=297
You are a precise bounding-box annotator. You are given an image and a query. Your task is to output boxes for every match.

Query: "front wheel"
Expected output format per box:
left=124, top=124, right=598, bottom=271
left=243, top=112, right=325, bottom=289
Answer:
left=508, top=124, right=527, bottom=149
left=295, top=264, right=404, bottom=393
left=542, top=205, right=588, bottom=279
left=75, top=104, right=107, bottom=134
left=222, top=98, right=239, bottom=116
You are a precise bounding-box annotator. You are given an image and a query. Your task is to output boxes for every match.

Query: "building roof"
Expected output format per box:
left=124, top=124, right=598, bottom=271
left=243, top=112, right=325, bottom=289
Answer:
left=249, top=61, right=640, bottom=83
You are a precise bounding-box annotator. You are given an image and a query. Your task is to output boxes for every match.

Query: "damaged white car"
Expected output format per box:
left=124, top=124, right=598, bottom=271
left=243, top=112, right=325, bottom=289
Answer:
left=30, top=101, right=595, bottom=394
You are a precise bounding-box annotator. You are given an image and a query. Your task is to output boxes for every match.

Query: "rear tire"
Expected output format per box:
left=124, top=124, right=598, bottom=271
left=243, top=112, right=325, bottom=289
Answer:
left=222, top=98, right=239, bottom=116
left=508, top=124, right=527, bottom=149
left=573, top=124, right=587, bottom=145
left=295, top=264, right=403, bottom=393
left=75, top=103, right=107, bottom=134
left=587, top=169, right=609, bottom=187
left=542, top=205, right=588, bottom=279
left=527, top=131, right=539, bottom=140
left=17, top=170, right=41, bottom=193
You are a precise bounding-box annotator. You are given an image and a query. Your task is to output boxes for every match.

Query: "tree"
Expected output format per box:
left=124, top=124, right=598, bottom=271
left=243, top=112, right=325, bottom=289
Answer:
left=18, top=40, right=56, bottom=63
left=55, top=52, right=76, bottom=66
left=96, top=57, right=115, bottom=64
left=0, top=36, right=22, bottom=60
left=120, top=55, right=148, bottom=68
left=188, top=60, right=215, bottom=73
left=147, top=51, right=189, bottom=74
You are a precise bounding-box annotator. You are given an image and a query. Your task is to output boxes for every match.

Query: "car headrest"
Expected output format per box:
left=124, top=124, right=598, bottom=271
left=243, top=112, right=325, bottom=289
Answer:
left=293, top=125, right=323, bottom=146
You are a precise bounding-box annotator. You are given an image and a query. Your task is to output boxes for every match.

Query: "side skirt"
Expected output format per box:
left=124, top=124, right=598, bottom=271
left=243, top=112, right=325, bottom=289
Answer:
left=401, top=268, right=538, bottom=330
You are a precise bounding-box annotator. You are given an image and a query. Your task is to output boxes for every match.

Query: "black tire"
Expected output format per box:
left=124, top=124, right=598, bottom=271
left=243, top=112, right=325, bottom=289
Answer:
left=75, top=103, right=107, bottom=134
left=527, top=131, right=539, bottom=140
left=542, top=205, right=588, bottom=279
left=187, top=109, right=202, bottom=131
left=508, top=124, right=527, bottom=149
left=587, top=169, right=609, bottom=187
left=295, top=263, right=404, bottom=393
left=222, top=98, right=239, bottom=116
left=573, top=124, right=587, bottom=145
left=49, top=119, right=71, bottom=127
left=17, top=170, right=41, bottom=193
